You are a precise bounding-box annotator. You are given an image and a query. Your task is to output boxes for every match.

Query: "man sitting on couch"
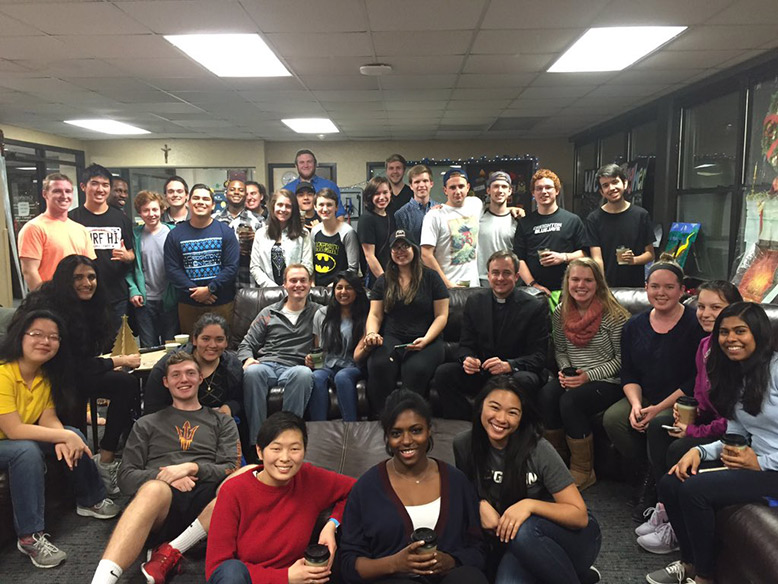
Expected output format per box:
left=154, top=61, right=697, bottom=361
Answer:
left=238, top=264, right=317, bottom=455
left=431, top=250, right=549, bottom=419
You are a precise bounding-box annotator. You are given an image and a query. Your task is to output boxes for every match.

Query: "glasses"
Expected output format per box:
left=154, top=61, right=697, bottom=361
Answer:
left=25, top=331, right=61, bottom=343
left=392, top=242, right=411, bottom=251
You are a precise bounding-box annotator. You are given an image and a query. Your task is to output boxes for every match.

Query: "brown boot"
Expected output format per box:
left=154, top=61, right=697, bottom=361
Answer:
left=566, top=434, right=596, bottom=491
left=543, top=429, right=569, bottom=466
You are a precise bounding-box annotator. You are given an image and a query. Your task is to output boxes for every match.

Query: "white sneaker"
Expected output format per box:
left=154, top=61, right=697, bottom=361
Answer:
left=636, top=502, right=669, bottom=536
left=638, top=522, right=680, bottom=555
left=94, top=453, right=120, bottom=496
left=77, top=498, right=120, bottom=519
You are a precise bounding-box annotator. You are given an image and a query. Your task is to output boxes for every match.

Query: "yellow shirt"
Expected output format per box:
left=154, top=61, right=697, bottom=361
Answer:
left=0, top=361, right=54, bottom=440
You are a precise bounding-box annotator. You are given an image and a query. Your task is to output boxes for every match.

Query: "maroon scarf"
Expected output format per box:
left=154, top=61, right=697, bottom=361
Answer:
left=564, top=298, right=603, bottom=347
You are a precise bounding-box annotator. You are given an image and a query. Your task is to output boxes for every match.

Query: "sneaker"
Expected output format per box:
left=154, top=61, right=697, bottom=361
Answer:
left=141, top=542, right=182, bottom=584
left=94, top=453, right=121, bottom=495
left=17, top=532, right=67, bottom=568
left=646, top=560, right=688, bottom=584
left=636, top=503, right=669, bottom=536
left=77, top=498, right=120, bottom=519
left=638, top=522, right=680, bottom=554
left=582, top=565, right=601, bottom=584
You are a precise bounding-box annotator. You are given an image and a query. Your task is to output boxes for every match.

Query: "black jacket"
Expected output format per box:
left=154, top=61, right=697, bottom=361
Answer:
left=456, top=288, right=549, bottom=375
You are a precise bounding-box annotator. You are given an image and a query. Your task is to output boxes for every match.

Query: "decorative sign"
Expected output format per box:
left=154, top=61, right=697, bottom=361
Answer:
left=664, top=222, right=700, bottom=267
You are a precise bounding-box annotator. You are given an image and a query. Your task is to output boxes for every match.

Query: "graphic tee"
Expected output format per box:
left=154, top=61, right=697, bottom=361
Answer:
left=69, top=205, right=134, bottom=304
left=420, top=196, right=482, bottom=287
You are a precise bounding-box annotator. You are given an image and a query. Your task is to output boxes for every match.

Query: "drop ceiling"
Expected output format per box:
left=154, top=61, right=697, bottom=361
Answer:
left=0, top=0, right=776, bottom=141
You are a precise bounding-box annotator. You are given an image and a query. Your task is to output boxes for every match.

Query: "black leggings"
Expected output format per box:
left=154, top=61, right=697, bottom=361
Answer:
left=646, top=417, right=715, bottom=480
left=77, top=369, right=139, bottom=453
left=367, top=334, right=444, bottom=417
left=538, top=377, right=622, bottom=438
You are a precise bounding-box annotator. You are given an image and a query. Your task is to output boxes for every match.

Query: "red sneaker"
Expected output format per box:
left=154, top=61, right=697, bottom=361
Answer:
left=141, top=542, right=182, bottom=583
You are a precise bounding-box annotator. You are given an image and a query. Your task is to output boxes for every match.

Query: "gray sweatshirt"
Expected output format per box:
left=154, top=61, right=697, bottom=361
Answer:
left=118, top=405, right=240, bottom=495
left=236, top=299, right=316, bottom=366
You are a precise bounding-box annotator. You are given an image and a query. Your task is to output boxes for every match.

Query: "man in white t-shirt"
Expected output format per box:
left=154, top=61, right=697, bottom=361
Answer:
left=477, top=171, right=519, bottom=286
left=420, top=169, right=483, bottom=288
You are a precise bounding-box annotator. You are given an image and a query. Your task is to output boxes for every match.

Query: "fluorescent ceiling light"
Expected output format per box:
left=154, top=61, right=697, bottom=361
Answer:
left=64, top=119, right=150, bottom=135
left=548, top=26, right=687, bottom=72
left=282, top=118, right=339, bottom=134
left=165, top=34, right=291, bottom=77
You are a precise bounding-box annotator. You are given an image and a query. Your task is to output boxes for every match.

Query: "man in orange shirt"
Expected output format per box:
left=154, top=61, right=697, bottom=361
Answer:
left=17, top=173, right=96, bottom=291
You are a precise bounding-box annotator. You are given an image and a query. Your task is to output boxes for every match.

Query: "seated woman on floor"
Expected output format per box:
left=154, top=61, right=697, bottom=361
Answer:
left=205, top=411, right=355, bottom=584
left=646, top=302, right=778, bottom=584
left=602, top=257, right=705, bottom=520
left=363, top=230, right=449, bottom=417
left=538, top=257, right=630, bottom=490
left=455, top=375, right=602, bottom=584
left=339, top=389, right=488, bottom=584
left=0, top=309, right=119, bottom=569
left=307, top=271, right=369, bottom=422
left=637, top=280, right=742, bottom=554
left=16, top=254, right=141, bottom=497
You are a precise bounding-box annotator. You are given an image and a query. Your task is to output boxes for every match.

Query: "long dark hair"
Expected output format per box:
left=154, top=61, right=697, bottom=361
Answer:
left=383, top=243, right=423, bottom=313
left=707, top=302, right=774, bottom=418
left=17, top=255, right=112, bottom=357
left=267, top=189, right=304, bottom=240
left=471, top=376, right=544, bottom=513
left=321, top=272, right=368, bottom=355
left=0, top=309, right=74, bottom=420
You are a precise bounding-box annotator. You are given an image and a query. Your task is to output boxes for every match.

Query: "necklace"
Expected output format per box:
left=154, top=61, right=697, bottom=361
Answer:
left=203, top=371, right=215, bottom=395
left=391, top=457, right=433, bottom=484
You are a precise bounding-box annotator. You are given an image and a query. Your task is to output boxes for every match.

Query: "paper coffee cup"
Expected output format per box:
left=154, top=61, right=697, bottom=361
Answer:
left=175, top=334, right=189, bottom=345
left=676, top=396, right=698, bottom=425
left=721, top=433, right=748, bottom=450
left=411, top=527, right=438, bottom=553
left=304, top=544, right=330, bottom=567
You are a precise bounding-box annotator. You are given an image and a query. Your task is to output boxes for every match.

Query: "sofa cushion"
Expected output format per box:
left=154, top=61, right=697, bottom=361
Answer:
left=304, top=419, right=471, bottom=479
left=715, top=503, right=778, bottom=584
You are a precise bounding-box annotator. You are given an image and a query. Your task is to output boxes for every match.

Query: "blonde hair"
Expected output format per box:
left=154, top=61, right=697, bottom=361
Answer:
left=559, top=257, right=629, bottom=322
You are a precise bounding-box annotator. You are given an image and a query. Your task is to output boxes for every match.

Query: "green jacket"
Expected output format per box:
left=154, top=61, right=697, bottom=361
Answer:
left=125, top=224, right=178, bottom=311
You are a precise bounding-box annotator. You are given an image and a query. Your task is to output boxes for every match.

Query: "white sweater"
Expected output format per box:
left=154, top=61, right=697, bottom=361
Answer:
left=249, top=225, right=313, bottom=287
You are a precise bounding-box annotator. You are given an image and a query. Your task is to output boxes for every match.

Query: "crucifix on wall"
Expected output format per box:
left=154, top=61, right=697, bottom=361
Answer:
left=161, top=144, right=171, bottom=163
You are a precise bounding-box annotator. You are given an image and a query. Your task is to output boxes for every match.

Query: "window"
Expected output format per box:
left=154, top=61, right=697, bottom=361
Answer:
left=681, top=92, right=740, bottom=189
left=599, top=132, right=626, bottom=165
left=630, top=121, right=657, bottom=158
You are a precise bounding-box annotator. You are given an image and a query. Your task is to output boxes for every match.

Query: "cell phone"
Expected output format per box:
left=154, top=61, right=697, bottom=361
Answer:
left=661, top=425, right=682, bottom=432
left=393, top=343, right=411, bottom=350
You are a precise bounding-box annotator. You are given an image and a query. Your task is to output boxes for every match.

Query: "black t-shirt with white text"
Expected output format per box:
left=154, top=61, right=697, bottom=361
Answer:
left=513, top=207, right=588, bottom=291
left=313, top=229, right=348, bottom=287
left=69, top=205, right=134, bottom=304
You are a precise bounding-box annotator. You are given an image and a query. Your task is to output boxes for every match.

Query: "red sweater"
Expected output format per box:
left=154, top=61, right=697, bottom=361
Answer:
left=205, top=463, right=355, bottom=583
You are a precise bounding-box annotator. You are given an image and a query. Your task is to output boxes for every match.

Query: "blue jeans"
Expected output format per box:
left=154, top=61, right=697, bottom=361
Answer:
left=208, top=559, right=252, bottom=583
left=134, top=299, right=179, bottom=348
left=309, top=365, right=361, bottom=421
left=496, top=513, right=601, bottom=584
left=0, top=426, right=107, bottom=536
left=243, top=362, right=313, bottom=444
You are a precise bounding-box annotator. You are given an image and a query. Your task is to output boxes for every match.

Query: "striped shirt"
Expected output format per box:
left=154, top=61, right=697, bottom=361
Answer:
left=552, top=306, right=627, bottom=384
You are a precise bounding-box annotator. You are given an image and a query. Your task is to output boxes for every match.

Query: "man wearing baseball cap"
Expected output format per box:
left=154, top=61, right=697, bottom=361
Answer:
left=477, top=171, right=520, bottom=286
left=420, top=168, right=483, bottom=288
left=295, top=181, right=320, bottom=230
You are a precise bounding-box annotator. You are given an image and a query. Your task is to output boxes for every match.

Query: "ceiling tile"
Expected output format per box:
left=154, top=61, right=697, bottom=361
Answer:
left=375, top=55, right=466, bottom=75
left=0, top=13, right=44, bottom=35
left=0, top=2, right=150, bottom=35
left=382, top=89, right=453, bottom=101
left=114, top=0, right=255, bottom=34
left=669, top=25, right=777, bottom=51
left=450, top=87, right=523, bottom=100
left=266, top=32, right=373, bottom=58
left=471, top=29, right=581, bottom=55
left=379, top=75, right=457, bottom=89
left=456, top=73, right=537, bottom=88
left=241, top=0, right=368, bottom=33
left=53, top=34, right=173, bottom=60
left=481, top=0, right=609, bottom=29
left=447, top=99, right=511, bottom=110
left=518, top=85, right=594, bottom=99
left=594, top=0, right=736, bottom=26
left=285, top=56, right=371, bottom=76
left=708, top=0, right=778, bottom=25
left=298, top=75, right=379, bottom=91
left=635, top=49, right=749, bottom=70
left=372, top=31, right=472, bottom=56
left=366, top=0, right=487, bottom=31
left=463, top=54, right=555, bottom=74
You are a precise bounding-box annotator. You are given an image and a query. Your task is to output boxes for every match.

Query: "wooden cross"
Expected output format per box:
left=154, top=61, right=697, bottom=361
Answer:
left=161, top=143, right=171, bottom=163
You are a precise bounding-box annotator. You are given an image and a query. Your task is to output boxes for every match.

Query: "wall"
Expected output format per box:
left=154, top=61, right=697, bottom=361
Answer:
left=2, top=124, right=84, bottom=151
left=265, top=138, right=574, bottom=192
left=84, top=138, right=266, bottom=177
